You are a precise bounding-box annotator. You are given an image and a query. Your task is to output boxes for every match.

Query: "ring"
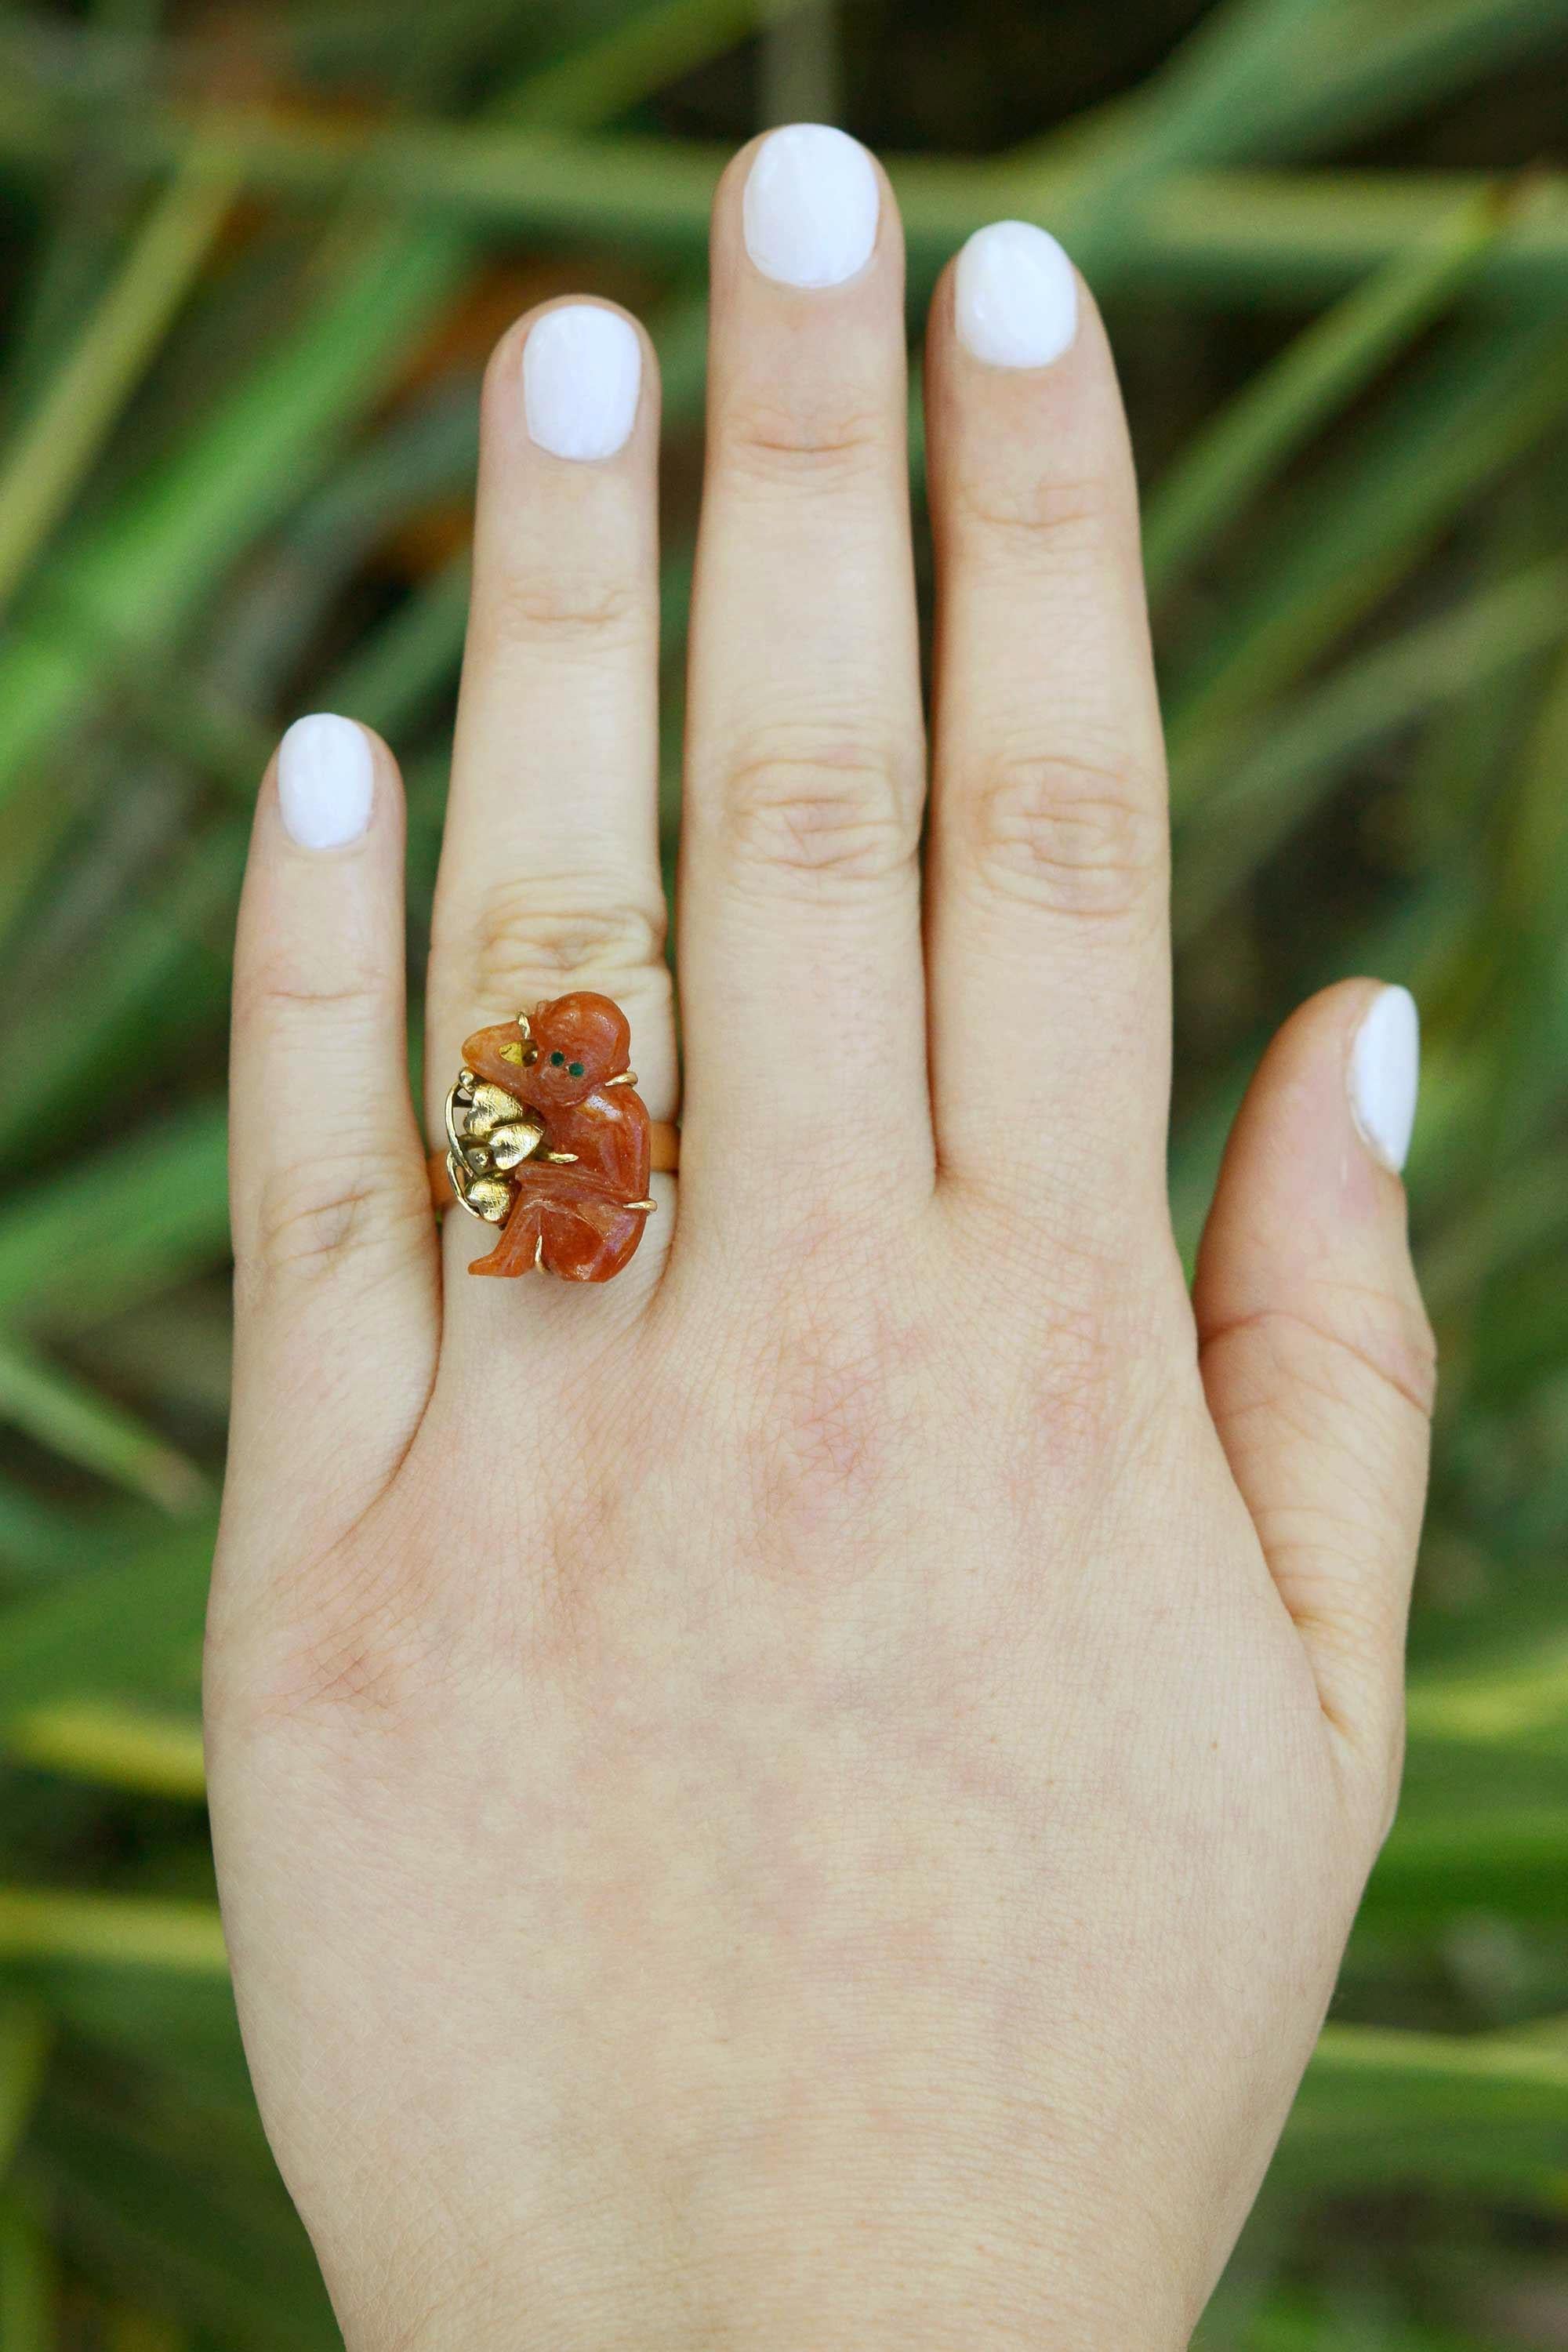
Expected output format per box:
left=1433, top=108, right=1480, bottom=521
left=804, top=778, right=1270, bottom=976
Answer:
left=428, top=991, right=675, bottom=1283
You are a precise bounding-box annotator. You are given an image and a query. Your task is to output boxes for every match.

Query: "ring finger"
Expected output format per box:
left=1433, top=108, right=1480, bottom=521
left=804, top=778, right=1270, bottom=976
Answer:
left=425, top=297, right=674, bottom=1319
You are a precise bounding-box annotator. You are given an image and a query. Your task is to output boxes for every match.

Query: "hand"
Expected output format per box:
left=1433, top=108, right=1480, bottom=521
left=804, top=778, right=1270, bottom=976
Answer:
left=207, top=126, right=1433, bottom=2351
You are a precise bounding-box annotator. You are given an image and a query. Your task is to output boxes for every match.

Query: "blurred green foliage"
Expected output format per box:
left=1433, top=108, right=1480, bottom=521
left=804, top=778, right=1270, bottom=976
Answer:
left=0, top=0, right=1566, bottom=2341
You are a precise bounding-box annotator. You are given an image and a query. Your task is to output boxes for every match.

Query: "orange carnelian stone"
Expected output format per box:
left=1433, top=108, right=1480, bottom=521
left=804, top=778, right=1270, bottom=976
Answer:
left=460, top=993, right=652, bottom=1283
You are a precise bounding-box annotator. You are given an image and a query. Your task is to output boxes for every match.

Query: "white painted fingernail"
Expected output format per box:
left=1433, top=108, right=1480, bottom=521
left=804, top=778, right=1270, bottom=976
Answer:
left=742, top=123, right=879, bottom=289
left=956, top=220, right=1079, bottom=368
left=1349, top=985, right=1420, bottom=1174
left=277, top=713, right=374, bottom=850
left=523, top=303, right=641, bottom=461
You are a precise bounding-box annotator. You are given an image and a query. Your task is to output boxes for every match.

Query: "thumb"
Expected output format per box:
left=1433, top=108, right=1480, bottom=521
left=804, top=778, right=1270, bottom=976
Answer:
left=1194, top=982, right=1436, bottom=1795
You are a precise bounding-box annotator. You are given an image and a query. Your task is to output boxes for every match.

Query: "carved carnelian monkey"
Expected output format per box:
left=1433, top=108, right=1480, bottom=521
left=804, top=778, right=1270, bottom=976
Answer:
left=445, top=993, right=659, bottom=1283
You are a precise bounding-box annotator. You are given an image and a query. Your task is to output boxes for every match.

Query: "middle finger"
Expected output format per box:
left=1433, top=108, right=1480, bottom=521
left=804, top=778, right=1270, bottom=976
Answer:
left=677, top=127, right=931, bottom=1240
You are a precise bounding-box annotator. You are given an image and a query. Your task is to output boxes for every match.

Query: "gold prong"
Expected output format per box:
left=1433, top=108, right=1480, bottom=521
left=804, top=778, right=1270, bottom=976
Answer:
left=604, top=1070, right=637, bottom=1087
left=543, top=1150, right=578, bottom=1164
left=534, top=1229, right=544, bottom=1271
left=623, top=1197, right=657, bottom=1213
left=514, top=1011, right=532, bottom=1041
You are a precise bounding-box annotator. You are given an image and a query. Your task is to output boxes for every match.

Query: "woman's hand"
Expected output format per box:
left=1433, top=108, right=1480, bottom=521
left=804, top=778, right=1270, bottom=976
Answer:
left=207, top=125, right=1432, bottom=2351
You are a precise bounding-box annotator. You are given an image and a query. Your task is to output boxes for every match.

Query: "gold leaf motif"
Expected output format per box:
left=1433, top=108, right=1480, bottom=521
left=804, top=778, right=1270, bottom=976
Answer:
left=488, top=1117, right=545, bottom=1171
left=464, top=1082, right=524, bottom=1140
left=464, top=1175, right=514, bottom=1224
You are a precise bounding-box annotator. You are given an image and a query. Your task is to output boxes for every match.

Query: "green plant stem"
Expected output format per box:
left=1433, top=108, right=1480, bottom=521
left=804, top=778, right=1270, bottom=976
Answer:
left=0, top=2004, right=50, bottom=2172
left=0, top=1102, right=230, bottom=1337
left=1306, top=2019, right=1568, bottom=2111
left=106, top=2312, right=188, bottom=2352
left=5, top=1701, right=205, bottom=1800
left=501, top=0, right=792, bottom=127
left=1144, top=186, right=1511, bottom=596
left=1131, top=165, right=1568, bottom=302
left=0, top=2201, right=55, bottom=2352
left=0, top=1515, right=216, bottom=1721
left=0, top=220, right=465, bottom=813
left=1167, top=307, right=1568, bottom=755
left=4, top=101, right=1568, bottom=304
left=0, top=1890, right=227, bottom=1972
left=1171, top=559, right=1568, bottom=936
left=0, top=146, right=235, bottom=612
left=0, top=1333, right=207, bottom=1513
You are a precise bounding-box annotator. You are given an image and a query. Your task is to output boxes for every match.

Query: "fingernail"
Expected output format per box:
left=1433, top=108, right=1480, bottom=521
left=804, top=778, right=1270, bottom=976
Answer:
left=523, top=303, right=641, bottom=462
left=277, top=713, right=375, bottom=850
left=1348, top=985, right=1420, bottom=1174
left=956, top=220, right=1079, bottom=369
left=742, top=123, right=880, bottom=289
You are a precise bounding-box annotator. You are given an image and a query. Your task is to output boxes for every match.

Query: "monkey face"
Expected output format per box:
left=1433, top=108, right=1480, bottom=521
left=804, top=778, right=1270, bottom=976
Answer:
left=461, top=992, right=630, bottom=1112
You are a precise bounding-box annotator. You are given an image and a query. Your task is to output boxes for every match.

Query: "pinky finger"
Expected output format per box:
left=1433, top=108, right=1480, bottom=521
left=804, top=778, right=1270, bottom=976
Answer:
left=225, top=716, right=439, bottom=1546
left=1194, top=982, right=1436, bottom=1800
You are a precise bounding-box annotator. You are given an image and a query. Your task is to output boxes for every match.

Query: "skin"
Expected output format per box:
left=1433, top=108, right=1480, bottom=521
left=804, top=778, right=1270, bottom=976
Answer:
left=210, top=136, right=1434, bottom=2351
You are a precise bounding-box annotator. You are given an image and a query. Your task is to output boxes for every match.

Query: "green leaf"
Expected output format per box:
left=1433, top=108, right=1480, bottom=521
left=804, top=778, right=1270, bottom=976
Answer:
left=0, top=1893, right=224, bottom=1974
left=0, top=1333, right=208, bottom=1514
left=1168, top=306, right=1568, bottom=753
left=27, top=2079, right=335, bottom=2348
left=0, top=1102, right=230, bottom=1338
left=1171, top=559, right=1568, bottom=935
left=5, top=1705, right=205, bottom=1802
left=0, top=2198, right=56, bottom=2352
left=0, top=2002, right=50, bottom=2172
left=0, top=222, right=467, bottom=816
left=1128, top=165, right=1568, bottom=305
left=0, top=146, right=236, bottom=610
left=1363, top=1808, right=1568, bottom=1927
left=0, top=1515, right=215, bottom=1719
left=1145, top=184, right=1510, bottom=596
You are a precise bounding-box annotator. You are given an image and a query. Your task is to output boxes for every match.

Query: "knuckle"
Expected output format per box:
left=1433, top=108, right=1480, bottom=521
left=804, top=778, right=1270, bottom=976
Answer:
left=960, top=746, right=1164, bottom=921
left=1260, top=1289, right=1438, bottom=1426
left=236, top=956, right=383, bottom=1034
left=244, top=1152, right=426, bottom=1292
left=735, top=1287, right=909, bottom=1588
left=1205, top=1284, right=1437, bottom=1440
left=220, top=1541, right=459, bottom=1734
left=940, top=1192, right=1196, bottom=1486
left=1015, top=1323, right=1126, bottom=1471
left=950, top=469, right=1117, bottom=556
left=1286, top=1570, right=1403, bottom=1673
left=948, top=1198, right=1132, bottom=1441
left=717, top=392, right=889, bottom=488
left=466, top=880, right=667, bottom=1010
left=1374, top=1294, right=1439, bottom=1421
left=479, top=568, right=644, bottom=648
left=720, top=728, right=920, bottom=889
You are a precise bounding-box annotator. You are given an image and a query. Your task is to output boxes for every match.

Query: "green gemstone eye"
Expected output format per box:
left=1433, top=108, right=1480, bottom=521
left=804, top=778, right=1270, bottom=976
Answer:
left=550, top=1050, right=564, bottom=1066
left=568, top=1061, right=584, bottom=1078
